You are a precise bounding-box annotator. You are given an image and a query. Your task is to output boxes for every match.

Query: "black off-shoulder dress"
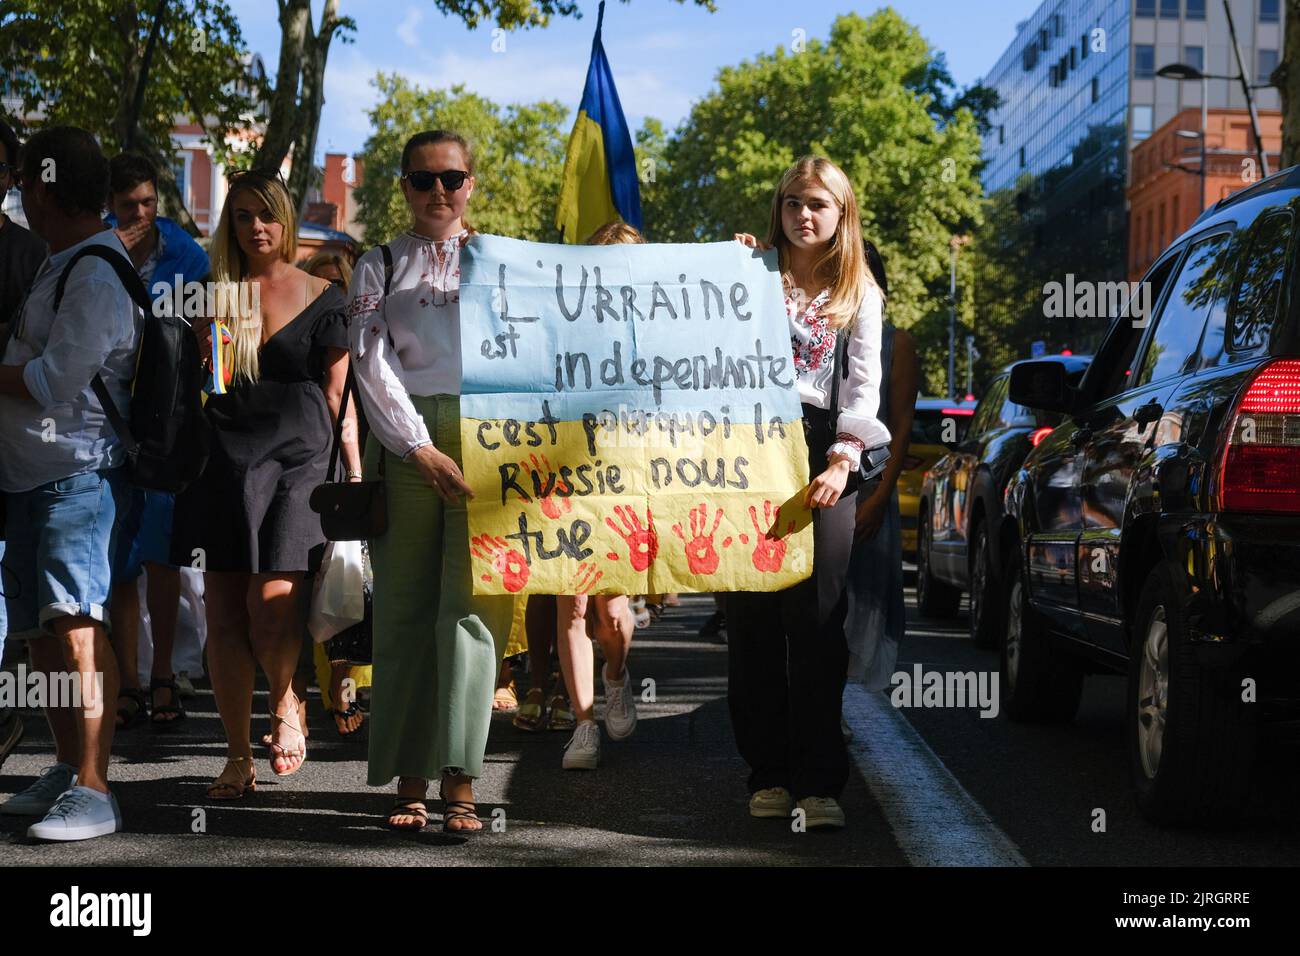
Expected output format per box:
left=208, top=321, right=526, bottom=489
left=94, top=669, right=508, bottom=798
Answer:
left=172, top=284, right=348, bottom=573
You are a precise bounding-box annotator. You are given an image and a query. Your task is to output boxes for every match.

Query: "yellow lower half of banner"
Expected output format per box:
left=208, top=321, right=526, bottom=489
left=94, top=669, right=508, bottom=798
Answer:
left=462, top=417, right=814, bottom=595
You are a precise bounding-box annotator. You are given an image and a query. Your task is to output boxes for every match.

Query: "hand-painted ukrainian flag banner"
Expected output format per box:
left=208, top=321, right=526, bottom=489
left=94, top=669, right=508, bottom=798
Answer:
left=459, top=235, right=814, bottom=596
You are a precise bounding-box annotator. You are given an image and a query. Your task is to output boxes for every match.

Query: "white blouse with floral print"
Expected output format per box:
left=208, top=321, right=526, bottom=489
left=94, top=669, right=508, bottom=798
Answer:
left=345, top=229, right=468, bottom=459
left=786, top=281, right=892, bottom=462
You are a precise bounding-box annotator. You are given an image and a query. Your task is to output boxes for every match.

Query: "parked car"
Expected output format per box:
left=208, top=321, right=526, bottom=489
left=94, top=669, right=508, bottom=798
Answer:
left=916, top=355, right=1090, bottom=646
left=897, top=397, right=976, bottom=558
left=997, top=167, right=1300, bottom=825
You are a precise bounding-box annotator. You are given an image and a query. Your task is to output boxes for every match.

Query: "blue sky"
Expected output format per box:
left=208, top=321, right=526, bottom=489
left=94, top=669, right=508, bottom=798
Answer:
left=226, top=0, right=1043, bottom=162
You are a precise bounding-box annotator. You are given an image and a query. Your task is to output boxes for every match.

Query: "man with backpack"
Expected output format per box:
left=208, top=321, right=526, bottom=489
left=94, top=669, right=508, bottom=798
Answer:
left=104, top=152, right=209, bottom=729
left=0, top=126, right=141, bottom=840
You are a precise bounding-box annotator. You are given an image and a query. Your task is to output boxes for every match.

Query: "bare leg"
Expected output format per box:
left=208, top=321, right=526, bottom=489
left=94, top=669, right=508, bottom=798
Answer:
left=246, top=572, right=306, bottom=774
left=204, top=572, right=255, bottom=760
left=109, top=579, right=141, bottom=726
left=145, top=563, right=182, bottom=719
left=27, top=633, right=85, bottom=769
left=441, top=770, right=481, bottom=832
left=592, top=595, right=633, bottom=682
left=556, top=594, right=595, bottom=723
left=48, top=617, right=119, bottom=792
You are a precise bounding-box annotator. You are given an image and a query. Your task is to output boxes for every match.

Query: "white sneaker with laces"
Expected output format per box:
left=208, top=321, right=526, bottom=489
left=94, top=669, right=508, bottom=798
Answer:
left=0, top=763, right=77, bottom=816
left=562, top=720, right=601, bottom=770
left=602, top=665, right=638, bottom=741
left=27, top=786, right=122, bottom=841
left=748, top=786, right=793, bottom=818
left=796, top=796, right=846, bottom=829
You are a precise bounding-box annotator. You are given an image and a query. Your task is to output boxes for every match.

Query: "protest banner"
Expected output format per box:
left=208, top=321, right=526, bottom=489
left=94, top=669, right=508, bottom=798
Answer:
left=458, top=236, right=814, bottom=595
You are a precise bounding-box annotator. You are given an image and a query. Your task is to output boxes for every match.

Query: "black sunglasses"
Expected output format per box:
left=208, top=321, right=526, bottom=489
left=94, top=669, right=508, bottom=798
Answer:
left=401, top=169, right=469, bottom=192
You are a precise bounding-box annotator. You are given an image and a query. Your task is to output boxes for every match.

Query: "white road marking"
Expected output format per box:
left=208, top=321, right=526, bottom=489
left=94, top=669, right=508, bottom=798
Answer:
left=842, top=683, right=1027, bottom=866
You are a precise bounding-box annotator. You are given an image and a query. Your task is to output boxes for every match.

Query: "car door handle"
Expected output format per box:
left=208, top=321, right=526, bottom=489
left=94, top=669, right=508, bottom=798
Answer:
left=1134, top=400, right=1163, bottom=427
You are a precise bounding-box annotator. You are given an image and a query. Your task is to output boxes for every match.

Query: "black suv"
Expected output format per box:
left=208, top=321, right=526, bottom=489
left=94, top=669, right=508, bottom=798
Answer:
left=917, top=355, right=1090, bottom=647
left=999, top=168, right=1300, bottom=825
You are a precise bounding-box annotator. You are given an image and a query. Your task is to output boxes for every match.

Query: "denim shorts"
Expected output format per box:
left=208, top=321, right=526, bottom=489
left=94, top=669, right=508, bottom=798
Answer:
left=1, top=468, right=127, bottom=640
left=112, top=488, right=176, bottom=581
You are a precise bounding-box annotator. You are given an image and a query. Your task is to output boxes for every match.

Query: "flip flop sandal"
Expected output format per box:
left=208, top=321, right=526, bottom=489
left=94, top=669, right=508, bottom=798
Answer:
left=115, top=688, right=148, bottom=729
left=493, top=680, right=518, bottom=711
left=149, top=676, right=187, bottom=726
left=441, top=799, right=481, bottom=834
left=512, top=687, right=546, bottom=731
left=332, top=701, right=365, bottom=737
left=385, top=800, right=429, bottom=831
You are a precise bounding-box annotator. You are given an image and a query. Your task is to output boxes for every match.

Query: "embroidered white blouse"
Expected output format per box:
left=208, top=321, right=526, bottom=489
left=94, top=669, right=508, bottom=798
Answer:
left=346, top=229, right=467, bottom=459
left=787, top=282, right=892, bottom=460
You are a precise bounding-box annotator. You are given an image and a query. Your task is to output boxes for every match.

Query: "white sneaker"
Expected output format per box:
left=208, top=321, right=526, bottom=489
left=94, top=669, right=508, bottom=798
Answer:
left=602, top=665, right=638, bottom=741
left=1, top=763, right=77, bottom=816
left=796, top=796, right=846, bottom=829
left=28, top=786, right=122, bottom=841
left=562, top=720, right=601, bottom=770
left=748, top=786, right=793, bottom=818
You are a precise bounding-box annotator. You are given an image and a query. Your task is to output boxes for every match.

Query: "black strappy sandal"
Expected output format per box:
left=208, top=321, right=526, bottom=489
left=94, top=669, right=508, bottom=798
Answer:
left=150, top=676, right=187, bottom=726
left=441, top=799, right=481, bottom=833
left=385, top=800, right=428, bottom=831
left=115, top=687, right=148, bottom=729
left=332, top=701, right=365, bottom=737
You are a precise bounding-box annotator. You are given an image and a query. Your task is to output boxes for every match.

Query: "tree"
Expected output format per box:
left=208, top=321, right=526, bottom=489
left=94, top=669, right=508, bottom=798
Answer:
left=352, top=75, right=570, bottom=243
left=1278, top=1, right=1300, bottom=167
left=644, top=10, right=986, bottom=393
left=426, top=0, right=715, bottom=29
left=0, top=0, right=258, bottom=234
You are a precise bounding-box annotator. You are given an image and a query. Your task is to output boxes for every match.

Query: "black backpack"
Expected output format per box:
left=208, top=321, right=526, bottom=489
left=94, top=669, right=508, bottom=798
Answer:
left=53, top=245, right=209, bottom=493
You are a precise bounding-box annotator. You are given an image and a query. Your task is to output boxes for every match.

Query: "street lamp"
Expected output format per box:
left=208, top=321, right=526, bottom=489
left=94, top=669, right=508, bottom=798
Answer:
left=948, top=235, right=970, bottom=400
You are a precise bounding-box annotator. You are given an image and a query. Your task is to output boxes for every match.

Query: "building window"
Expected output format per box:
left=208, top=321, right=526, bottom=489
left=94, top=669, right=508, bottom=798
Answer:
left=1092, top=76, right=1100, bottom=102
left=1053, top=13, right=1063, bottom=37
left=1136, top=45, right=1155, bottom=79
left=1082, top=33, right=1090, bottom=60
left=1071, top=46, right=1078, bottom=70
left=999, top=125, right=1005, bottom=145
left=1133, top=104, right=1154, bottom=140
left=1185, top=45, right=1204, bottom=72
left=1020, top=146, right=1026, bottom=168
left=1023, top=43, right=1038, bottom=71
left=172, top=156, right=188, bottom=209
left=1159, top=0, right=1179, bottom=18
left=1040, top=29, right=1050, bottom=52
left=1186, top=0, right=1205, bottom=18
left=1261, top=0, right=1280, bottom=23
left=1137, top=0, right=1156, bottom=15
left=1259, top=49, right=1279, bottom=85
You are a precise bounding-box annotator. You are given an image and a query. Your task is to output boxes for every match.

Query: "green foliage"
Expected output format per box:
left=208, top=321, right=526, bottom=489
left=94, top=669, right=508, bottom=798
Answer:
left=352, top=74, right=570, bottom=244
left=430, top=0, right=715, bottom=30
left=0, top=0, right=260, bottom=224
left=642, top=10, right=986, bottom=394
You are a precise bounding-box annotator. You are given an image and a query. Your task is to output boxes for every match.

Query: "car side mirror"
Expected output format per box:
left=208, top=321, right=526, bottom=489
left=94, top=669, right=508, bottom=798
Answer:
left=1009, top=360, right=1075, bottom=416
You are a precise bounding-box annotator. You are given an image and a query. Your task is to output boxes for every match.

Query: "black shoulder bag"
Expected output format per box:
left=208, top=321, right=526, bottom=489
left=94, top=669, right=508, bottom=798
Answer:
left=814, top=329, right=892, bottom=496
left=309, top=245, right=393, bottom=541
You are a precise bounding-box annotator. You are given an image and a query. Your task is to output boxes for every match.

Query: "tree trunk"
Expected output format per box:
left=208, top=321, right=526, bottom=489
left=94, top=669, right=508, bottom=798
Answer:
left=125, top=0, right=171, bottom=153
left=110, top=2, right=143, bottom=149
left=1281, top=1, right=1300, bottom=168
left=286, top=0, right=339, bottom=215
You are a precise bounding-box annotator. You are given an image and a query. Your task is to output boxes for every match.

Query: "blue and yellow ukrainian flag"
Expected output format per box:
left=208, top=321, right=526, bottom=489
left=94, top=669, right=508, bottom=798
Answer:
left=555, top=0, right=643, bottom=243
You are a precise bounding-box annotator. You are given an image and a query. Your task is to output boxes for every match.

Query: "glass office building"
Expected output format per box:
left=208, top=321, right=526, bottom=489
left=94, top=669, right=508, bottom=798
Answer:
left=980, top=0, right=1284, bottom=281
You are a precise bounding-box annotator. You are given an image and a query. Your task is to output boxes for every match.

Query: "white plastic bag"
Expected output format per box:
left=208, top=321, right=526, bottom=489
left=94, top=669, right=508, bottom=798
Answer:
left=308, top=539, right=365, bottom=644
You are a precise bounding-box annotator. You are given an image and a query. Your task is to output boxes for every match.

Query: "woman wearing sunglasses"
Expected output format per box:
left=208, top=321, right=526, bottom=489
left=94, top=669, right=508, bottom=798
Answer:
left=346, top=130, right=513, bottom=832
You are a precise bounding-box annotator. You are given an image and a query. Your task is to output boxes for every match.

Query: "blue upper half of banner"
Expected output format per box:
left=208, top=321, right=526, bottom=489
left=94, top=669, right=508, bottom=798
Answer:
left=458, top=235, right=803, bottom=424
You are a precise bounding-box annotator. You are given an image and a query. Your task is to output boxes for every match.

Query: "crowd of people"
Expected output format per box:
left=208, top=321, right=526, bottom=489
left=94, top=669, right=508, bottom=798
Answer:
left=0, top=119, right=916, bottom=842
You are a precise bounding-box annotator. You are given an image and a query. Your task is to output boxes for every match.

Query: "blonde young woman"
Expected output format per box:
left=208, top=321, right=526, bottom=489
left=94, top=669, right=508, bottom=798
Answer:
left=171, top=170, right=360, bottom=798
left=731, top=156, right=890, bottom=830
left=347, top=130, right=513, bottom=832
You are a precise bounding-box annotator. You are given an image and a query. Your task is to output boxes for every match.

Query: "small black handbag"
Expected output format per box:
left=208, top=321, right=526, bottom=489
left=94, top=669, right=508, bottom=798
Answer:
left=309, top=365, right=388, bottom=541
left=804, top=331, right=891, bottom=495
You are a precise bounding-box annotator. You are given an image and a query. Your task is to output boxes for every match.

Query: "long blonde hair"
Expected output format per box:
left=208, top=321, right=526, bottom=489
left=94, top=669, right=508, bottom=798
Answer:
left=765, top=155, right=880, bottom=330
left=208, top=171, right=298, bottom=384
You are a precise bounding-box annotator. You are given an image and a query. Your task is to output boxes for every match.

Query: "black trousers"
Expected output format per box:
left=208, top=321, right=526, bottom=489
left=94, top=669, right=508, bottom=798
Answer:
left=725, top=489, right=855, bottom=801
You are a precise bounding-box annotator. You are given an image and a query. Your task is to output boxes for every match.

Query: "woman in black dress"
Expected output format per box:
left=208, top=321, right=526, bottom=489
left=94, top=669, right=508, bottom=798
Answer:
left=172, top=171, right=360, bottom=798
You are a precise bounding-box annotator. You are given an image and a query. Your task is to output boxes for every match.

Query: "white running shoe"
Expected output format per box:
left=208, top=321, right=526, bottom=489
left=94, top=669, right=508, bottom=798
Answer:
left=27, top=786, right=122, bottom=841
left=1, top=763, right=77, bottom=816
left=602, top=665, right=638, bottom=741
left=748, top=787, right=793, bottom=818
left=562, top=720, right=601, bottom=770
left=796, top=796, right=846, bottom=829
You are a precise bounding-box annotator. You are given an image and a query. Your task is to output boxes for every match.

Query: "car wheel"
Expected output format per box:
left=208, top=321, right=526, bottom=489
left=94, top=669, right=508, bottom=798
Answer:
left=1128, top=561, right=1256, bottom=826
left=1001, top=549, right=1083, bottom=723
left=969, top=522, right=1001, bottom=649
left=917, top=510, right=961, bottom=619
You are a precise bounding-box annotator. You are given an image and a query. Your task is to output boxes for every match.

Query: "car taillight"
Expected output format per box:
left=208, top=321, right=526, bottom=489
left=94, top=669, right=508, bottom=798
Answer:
left=1219, top=359, right=1300, bottom=513
left=902, top=455, right=925, bottom=470
left=1029, top=426, right=1053, bottom=447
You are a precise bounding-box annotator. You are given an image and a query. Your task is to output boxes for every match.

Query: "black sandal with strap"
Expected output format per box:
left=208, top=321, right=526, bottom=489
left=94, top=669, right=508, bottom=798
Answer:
left=115, top=687, right=148, bottom=729
left=442, top=799, right=481, bottom=833
left=150, top=676, right=187, bottom=726
left=385, top=800, right=429, bottom=831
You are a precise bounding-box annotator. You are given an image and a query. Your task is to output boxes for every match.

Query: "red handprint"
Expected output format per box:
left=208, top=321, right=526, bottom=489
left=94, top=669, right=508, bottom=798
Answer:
left=573, top=562, right=604, bottom=595
left=605, top=505, right=658, bottom=572
left=521, top=453, right=572, bottom=520
left=672, top=503, right=724, bottom=575
left=748, top=500, right=796, bottom=573
left=471, top=534, right=530, bottom=592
